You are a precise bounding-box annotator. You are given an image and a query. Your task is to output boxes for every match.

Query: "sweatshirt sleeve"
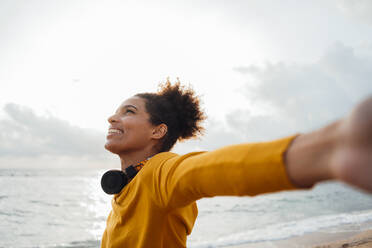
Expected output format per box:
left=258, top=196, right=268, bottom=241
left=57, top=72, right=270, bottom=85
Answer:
left=149, top=135, right=298, bottom=209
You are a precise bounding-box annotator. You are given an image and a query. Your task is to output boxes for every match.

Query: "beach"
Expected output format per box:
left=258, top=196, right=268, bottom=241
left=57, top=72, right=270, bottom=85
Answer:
left=226, top=229, right=372, bottom=248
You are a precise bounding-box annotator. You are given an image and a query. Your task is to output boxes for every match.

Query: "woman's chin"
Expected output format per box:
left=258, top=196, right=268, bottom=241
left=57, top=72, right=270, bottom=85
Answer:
left=104, top=140, right=131, bottom=155
left=104, top=141, right=120, bottom=154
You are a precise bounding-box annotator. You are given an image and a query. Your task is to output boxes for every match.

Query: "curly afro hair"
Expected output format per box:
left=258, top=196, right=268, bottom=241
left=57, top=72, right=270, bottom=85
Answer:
left=136, top=79, right=206, bottom=152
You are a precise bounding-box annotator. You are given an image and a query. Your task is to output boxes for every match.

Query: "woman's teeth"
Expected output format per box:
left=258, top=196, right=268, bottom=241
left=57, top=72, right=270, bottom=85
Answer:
left=108, top=129, right=123, bottom=134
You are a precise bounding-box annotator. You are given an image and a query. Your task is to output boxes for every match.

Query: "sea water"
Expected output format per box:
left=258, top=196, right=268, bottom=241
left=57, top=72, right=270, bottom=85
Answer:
left=1, top=168, right=372, bottom=248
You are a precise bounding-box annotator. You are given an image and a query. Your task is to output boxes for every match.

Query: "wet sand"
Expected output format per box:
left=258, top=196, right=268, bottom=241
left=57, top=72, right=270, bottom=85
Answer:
left=225, top=229, right=372, bottom=248
left=313, top=230, right=372, bottom=248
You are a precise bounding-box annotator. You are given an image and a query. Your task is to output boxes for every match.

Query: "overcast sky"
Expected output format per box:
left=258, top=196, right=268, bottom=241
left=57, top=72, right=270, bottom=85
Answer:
left=1, top=0, right=371, bottom=168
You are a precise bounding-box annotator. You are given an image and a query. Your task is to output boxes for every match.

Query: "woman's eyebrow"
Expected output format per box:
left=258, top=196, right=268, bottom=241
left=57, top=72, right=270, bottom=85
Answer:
left=116, top=104, right=138, bottom=114
left=123, top=104, right=138, bottom=110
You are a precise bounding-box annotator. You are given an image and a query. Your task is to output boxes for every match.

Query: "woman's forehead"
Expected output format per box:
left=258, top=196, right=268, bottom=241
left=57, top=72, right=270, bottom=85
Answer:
left=118, top=96, right=146, bottom=110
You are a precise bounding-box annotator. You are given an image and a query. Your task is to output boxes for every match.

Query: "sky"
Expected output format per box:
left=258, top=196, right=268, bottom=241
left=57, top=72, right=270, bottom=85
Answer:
left=1, top=0, right=372, bottom=169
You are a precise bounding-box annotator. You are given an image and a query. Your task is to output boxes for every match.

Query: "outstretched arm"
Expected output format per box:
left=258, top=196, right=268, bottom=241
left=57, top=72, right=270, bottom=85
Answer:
left=148, top=96, right=372, bottom=209
left=285, top=96, right=372, bottom=192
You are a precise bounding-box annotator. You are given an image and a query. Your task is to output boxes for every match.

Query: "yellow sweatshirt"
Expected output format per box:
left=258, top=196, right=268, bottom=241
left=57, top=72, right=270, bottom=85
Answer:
left=100, top=135, right=297, bottom=248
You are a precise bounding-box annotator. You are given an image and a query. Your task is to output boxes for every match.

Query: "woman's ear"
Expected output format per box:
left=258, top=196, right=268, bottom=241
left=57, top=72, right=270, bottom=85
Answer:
left=152, top=123, right=168, bottom=140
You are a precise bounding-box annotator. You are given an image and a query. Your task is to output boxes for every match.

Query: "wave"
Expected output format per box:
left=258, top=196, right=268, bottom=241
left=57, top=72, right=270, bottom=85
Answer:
left=188, top=209, right=372, bottom=248
left=15, top=239, right=101, bottom=248
left=49, top=240, right=100, bottom=248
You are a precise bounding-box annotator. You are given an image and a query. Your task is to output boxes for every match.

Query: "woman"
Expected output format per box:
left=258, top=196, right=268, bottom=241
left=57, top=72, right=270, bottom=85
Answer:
left=100, top=80, right=372, bottom=248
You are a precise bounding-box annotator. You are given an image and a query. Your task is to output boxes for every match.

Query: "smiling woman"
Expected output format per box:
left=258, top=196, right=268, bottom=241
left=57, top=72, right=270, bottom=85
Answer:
left=104, top=81, right=205, bottom=171
left=104, top=97, right=161, bottom=161
left=99, top=79, right=372, bottom=248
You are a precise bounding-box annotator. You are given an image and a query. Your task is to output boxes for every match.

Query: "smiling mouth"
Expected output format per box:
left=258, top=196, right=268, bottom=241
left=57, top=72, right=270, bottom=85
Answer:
left=108, top=128, right=124, bottom=135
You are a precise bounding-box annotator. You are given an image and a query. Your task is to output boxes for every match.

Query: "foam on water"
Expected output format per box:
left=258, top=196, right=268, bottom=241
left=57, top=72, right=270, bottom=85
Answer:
left=188, top=210, right=372, bottom=248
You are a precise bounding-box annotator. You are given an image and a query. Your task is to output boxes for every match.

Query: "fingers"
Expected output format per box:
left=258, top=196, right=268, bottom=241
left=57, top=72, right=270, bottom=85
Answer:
left=331, top=147, right=372, bottom=193
left=345, top=96, right=372, bottom=145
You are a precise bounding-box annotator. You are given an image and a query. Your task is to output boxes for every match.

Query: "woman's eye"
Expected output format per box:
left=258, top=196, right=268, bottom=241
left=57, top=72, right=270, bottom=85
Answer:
left=125, top=109, right=134, bottom=114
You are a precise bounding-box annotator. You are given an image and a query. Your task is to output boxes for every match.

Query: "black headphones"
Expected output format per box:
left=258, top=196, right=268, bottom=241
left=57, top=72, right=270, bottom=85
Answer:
left=101, top=166, right=139, bottom=195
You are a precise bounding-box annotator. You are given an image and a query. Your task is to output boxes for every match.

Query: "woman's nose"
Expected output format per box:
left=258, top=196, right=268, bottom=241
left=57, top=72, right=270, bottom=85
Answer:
left=108, top=114, right=117, bottom=123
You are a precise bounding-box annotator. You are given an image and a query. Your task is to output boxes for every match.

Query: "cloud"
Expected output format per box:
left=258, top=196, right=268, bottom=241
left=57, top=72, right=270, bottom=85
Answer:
left=0, top=102, right=243, bottom=168
left=173, top=118, right=243, bottom=154
left=0, top=103, right=107, bottom=158
left=1, top=43, right=371, bottom=167
left=337, top=0, right=372, bottom=25
left=231, top=43, right=372, bottom=141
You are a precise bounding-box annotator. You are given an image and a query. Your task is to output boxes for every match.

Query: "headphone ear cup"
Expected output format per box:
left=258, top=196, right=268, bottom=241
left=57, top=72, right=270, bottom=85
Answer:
left=101, top=170, right=128, bottom=195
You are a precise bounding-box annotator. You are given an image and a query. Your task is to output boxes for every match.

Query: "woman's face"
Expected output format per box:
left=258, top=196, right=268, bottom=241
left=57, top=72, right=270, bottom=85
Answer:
left=104, top=96, right=156, bottom=155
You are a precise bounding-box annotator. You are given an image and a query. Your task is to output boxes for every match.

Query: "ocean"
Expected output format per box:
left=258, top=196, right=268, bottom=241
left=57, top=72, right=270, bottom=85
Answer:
left=1, top=168, right=372, bottom=248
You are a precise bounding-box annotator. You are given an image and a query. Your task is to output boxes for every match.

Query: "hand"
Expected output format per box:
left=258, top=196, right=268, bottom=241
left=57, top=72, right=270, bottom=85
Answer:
left=331, top=96, right=372, bottom=192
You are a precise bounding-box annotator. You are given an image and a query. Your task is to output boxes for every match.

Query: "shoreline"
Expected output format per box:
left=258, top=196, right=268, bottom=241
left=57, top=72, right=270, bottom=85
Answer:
left=224, top=222, right=372, bottom=248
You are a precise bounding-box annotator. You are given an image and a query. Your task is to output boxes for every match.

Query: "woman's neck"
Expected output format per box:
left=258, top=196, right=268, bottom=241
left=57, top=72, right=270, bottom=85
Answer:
left=119, top=149, right=157, bottom=171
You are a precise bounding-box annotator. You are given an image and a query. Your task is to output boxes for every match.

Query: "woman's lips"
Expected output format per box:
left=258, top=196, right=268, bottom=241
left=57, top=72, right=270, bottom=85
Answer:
left=107, top=128, right=124, bottom=138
